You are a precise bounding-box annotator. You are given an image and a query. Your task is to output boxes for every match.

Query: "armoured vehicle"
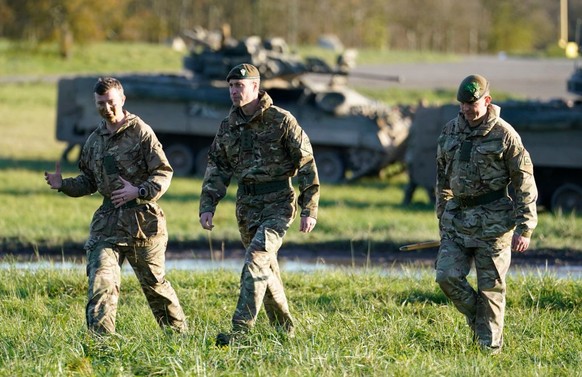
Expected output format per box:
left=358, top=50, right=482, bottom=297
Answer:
left=407, top=98, right=582, bottom=213
left=55, top=30, right=410, bottom=183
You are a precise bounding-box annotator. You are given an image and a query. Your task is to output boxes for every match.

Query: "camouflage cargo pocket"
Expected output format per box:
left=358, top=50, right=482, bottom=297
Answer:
left=132, top=203, right=165, bottom=240
left=480, top=204, right=514, bottom=238
left=439, top=209, right=457, bottom=234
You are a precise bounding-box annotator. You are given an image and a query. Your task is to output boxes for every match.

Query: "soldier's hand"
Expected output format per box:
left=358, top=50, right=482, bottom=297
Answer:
left=200, top=212, right=214, bottom=230
left=299, top=216, right=316, bottom=233
left=111, top=176, right=138, bottom=208
left=512, top=233, right=530, bottom=253
left=44, top=161, right=63, bottom=190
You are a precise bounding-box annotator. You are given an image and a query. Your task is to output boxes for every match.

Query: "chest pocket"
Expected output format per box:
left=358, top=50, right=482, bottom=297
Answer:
left=118, top=141, right=146, bottom=176
left=256, top=126, right=285, bottom=163
left=442, top=137, right=460, bottom=157
left=476, top=139, right=504, bottom=156
left=475, top=139, right=505, bottom=181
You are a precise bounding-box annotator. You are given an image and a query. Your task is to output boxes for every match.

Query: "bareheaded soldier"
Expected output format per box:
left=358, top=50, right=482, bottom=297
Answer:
left=45, top=77, right=187, bottom=335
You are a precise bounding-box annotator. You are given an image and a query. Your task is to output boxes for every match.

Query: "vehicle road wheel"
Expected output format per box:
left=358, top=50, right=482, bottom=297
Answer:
left=315, top=150, right=345, bottom=183
left=551, top=183, right=582, bottom=214
left=165, top=143, right=194, bottom=176
left=194, top=146, right=210, bottom=176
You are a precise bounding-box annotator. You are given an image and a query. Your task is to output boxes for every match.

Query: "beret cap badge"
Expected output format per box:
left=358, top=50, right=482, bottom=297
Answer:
left=226, top=63, right=260, bottom=81
left=464, top=82, right=481, bottom=98
left=457, top=74, right=489, bottom=103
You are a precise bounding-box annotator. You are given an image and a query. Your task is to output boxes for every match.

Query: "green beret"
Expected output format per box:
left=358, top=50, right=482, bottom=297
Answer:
left=226, top=63, right=260, bottom=81
left=457, top=74, right=489, bottom=103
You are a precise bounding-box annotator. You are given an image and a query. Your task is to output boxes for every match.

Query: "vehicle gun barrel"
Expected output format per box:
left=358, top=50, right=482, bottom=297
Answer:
left=347, top=71, right=404, bottom=83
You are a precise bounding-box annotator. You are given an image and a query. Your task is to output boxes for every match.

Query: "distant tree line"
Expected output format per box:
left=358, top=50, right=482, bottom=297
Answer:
left=0, top=0, right=581, bottom=56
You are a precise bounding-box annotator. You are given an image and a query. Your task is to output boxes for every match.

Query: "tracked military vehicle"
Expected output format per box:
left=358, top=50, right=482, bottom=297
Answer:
left=55, top=30, right=409, bottom=183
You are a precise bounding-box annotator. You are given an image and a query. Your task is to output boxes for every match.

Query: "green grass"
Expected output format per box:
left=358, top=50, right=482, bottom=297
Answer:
left=0, top=267, right=579, bottom=376
left=0, top=41, right=580, bottom=376
left=3, top=160, right=582, bottom=254
left=1, top=80, right=582, bottom=254
left=0, top=40, right=184, bottom=77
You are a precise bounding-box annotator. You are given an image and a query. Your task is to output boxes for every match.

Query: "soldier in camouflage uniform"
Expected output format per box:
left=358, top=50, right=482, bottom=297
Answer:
left=45, top=77, right=187, bottom=335
left=198, top=64, right=320, bottom=346
left=435, top=74, right=537, bottom=354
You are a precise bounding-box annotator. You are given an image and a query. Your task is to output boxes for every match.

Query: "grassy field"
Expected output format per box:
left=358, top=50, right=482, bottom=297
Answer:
left=0, top=267, right=580, bottom=376
left=0, top=40, right=184, bottom=77
left=0, top=39, right=580, bottom=377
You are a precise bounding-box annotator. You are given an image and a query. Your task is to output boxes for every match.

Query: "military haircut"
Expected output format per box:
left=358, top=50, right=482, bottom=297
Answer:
left=94, top=77, right=124, bottom=95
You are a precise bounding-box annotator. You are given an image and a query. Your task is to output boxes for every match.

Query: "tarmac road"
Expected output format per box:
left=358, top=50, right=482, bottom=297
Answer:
left=351, top=54, right=580, bottom=102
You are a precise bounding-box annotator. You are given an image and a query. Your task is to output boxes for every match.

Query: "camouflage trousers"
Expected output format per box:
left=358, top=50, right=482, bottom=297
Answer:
left=85, top=239, right=187, bottom=334
left=435, top=232, right=512, bottom=350
left=231, top=211, right=295, bottom=334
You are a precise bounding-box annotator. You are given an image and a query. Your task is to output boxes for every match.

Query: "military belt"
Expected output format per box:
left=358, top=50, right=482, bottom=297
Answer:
left=102, top=197, right=148, bottom=210
left=240, top=179, right=290, bottom=196
left=455, top=187, right=508, bottom=208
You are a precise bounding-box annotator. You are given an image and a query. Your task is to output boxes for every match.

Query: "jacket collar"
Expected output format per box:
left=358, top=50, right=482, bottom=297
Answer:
left=457, top=103, right=501, bottom=137
left=96, top=111, right=136, bottom=136
left=228, top=91, right=273, bottom=126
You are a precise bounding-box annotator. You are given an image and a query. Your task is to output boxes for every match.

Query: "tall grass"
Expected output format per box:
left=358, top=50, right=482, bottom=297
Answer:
left=0, top=267, right=579, bottom=376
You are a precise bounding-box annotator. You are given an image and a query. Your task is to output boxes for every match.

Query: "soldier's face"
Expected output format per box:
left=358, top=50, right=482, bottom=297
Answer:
left=95, top=88, right=125, bottom=125
left=460, top=95, right=491, bottom=126
left=229, top=79, right=258, bottom=107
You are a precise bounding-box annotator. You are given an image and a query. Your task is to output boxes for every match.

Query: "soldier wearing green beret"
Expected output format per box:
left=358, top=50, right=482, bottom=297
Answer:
left=435, top=74, right=538, bottom=354
left=199, top=63, right=320, bottom=346
left=45, top=77, right=187, bottom=335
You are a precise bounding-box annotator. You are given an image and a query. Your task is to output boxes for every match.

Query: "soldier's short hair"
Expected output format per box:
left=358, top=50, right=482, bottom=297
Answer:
left=94, top=77, right=124, bottom=95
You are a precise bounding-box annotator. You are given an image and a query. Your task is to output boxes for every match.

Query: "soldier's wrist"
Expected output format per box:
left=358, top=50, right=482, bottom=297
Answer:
left=518, top=229, right=533, bottom=238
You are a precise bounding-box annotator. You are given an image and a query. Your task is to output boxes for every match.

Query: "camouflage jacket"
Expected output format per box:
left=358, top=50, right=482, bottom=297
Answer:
left=436, top=104, right=538, bottom=238
left=60, top=111, right=173, bottom=246
left=200, top=91, right=320, bottom=219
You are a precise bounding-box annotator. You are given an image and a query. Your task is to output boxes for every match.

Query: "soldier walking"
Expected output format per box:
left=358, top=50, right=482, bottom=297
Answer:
left=198, top=64, right=320, bottom=346
left=45, top=77, right=187, bottom=335
left=435, top=74, right=538, bottom=354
